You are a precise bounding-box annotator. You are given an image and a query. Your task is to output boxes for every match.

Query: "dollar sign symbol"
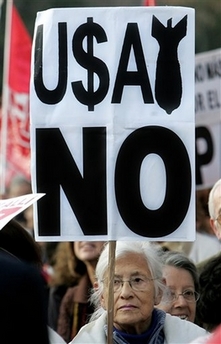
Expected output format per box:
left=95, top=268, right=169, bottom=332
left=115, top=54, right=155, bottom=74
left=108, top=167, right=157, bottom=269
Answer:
left=72, top=17, right=110, bottom=111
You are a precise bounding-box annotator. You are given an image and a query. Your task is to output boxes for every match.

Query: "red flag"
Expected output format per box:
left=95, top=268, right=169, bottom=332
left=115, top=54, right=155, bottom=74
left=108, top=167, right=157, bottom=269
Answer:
left=1, top=3, right=31, bottom=188
left=9, top=5, right=31, bottom=92
left=143, top=0, right=156, bottom=5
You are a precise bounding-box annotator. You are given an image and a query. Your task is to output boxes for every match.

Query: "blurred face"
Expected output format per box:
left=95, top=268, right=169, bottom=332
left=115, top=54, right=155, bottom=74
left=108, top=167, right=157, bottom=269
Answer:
left=157, top=266, right=196, bottom=322
left=8, top=181, right=31, bottom=198
left=101, top=252, right=160, bottom=334
left=74, top=241, right=104, bottom=263
left=210, top=184, right=221, bottom=240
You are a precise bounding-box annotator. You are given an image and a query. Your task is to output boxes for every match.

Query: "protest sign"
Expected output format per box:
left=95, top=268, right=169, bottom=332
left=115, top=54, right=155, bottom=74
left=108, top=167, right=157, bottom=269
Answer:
left=30, top=7, right=195, bottom=241
left=195, top=48, right=221, bottom=189
left=0, top=193, right=45, bottom=230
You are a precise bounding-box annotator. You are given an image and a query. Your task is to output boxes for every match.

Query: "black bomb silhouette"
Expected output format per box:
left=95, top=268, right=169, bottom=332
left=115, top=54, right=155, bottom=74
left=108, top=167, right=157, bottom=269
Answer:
left=152, top=15, right=187, bottom=114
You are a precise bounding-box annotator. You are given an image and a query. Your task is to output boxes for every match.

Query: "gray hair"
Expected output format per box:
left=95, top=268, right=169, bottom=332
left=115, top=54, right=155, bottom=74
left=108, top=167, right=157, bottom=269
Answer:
left=90, top=241, right=164, bottom=321
left=160, top=250, right=199, bottom=292
left=208, top=178, right=221, bottom=220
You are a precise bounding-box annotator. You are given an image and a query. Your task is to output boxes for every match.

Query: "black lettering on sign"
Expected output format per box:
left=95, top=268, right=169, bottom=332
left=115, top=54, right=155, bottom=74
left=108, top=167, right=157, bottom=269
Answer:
left=34, top=23, right=68, bottom=104
left=206, top=59, right=221, bottom=79
left=195, top=126, right=214, bottom=186
left=115, top=126, right=191, bottom=237
left=36, top=127, right=107, bottom=236
left=195, top=63, right=205, bottom=83
left=207, top=89, right=221, bottom=110
left=111, top=23, right=154, bottom=104
left=195, top=60, right=221, bottom=83
left=152, top=15, right=187, bottom=114
left=195, top=93, right=206, bottom=113
left=72, top=17, right=109, bottom=111
left=33, top=15, right=190, bottom=114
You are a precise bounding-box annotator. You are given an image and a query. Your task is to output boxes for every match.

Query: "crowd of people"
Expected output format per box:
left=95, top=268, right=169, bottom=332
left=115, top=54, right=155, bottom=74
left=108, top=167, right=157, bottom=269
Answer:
left=0, top=176, right=221, bottom=343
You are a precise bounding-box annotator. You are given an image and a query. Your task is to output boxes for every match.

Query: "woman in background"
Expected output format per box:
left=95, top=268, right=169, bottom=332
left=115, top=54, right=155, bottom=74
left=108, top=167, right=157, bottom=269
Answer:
left=57, top=241, right=105, bottom=343
left=48, top=242, right=87, bottom=331
left=157, top=250, right=200, bottom=323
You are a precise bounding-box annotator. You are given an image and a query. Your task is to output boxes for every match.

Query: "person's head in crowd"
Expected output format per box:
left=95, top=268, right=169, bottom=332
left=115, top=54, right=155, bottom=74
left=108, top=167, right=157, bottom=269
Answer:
left=48, top=241, right=104, bottom=337
left=92, top=241, right=163, bottom=330
left=196, top=253, right=221, bottom=332
left=208, top=178, right=221, bottom=240
left=7, top=174, right=32, bottom=198
left=0, top=248, right=50, bottom=344
left=6, top=174, right=32, bottom=228
left=0, top=219, right=42, bottom=269
left=69, top=241, right=207, bottom=344
left=73, top=241, right=105, bottom=284
left=156, top=251, right=200, bottom=323
left=49, top=242, right=87, bottom=288
left=50, top=241, right=105, bottom=289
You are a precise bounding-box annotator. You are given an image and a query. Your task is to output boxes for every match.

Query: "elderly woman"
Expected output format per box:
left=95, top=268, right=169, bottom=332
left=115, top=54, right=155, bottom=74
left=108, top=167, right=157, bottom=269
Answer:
left=69, top=241, right=207, bottom=344
left=156, top=250, right=200, bottom=323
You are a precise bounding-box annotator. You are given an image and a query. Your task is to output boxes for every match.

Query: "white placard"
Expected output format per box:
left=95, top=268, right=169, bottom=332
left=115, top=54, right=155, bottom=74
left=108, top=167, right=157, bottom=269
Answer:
left=0, top=194, right=45, bottom=229
left=195, top=48, right=221, bottom=189
left=30, top=7, right=195, bottom=241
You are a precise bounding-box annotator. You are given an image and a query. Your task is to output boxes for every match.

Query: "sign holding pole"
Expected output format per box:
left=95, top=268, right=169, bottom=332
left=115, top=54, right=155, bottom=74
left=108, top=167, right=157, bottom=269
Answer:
left=30, top=7, right=195, bottom=242
left=107, top=241, right=116, bottom=344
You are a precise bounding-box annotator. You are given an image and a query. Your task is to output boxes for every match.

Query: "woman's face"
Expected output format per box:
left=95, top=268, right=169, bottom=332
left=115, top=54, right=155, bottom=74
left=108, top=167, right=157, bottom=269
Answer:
left=157, top=265, right=196, bottom=322
left=74, top=241, right=104, bottom=263
left=101, top=252, right=160, bottom=334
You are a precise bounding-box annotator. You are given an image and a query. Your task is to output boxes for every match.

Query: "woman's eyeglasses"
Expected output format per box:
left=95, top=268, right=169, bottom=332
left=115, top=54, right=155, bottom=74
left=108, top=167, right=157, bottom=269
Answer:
left=102, top=276, right=155, bottom=292
left=163, top=289, right=200, bottom=303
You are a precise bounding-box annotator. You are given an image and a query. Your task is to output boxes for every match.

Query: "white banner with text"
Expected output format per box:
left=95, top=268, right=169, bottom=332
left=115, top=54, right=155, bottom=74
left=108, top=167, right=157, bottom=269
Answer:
left=30, top=7, right=195, bottom=241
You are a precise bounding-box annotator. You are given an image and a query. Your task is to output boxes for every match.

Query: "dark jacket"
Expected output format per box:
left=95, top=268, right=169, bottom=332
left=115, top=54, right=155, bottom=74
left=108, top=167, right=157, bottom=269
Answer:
left=48, top=285, right=69, bottom=331
left=0, top=248, right=49, bottom=344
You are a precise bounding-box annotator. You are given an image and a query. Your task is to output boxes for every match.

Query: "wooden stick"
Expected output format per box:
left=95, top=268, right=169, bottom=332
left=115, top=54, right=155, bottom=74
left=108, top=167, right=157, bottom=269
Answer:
left=107, top=241, right=116, bottom=344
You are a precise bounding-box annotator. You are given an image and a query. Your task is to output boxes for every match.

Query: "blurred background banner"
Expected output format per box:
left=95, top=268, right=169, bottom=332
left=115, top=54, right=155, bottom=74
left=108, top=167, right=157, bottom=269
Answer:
left=195, top=48, right=221, bottom=190
left=0, top=0, right=31, bottom=193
